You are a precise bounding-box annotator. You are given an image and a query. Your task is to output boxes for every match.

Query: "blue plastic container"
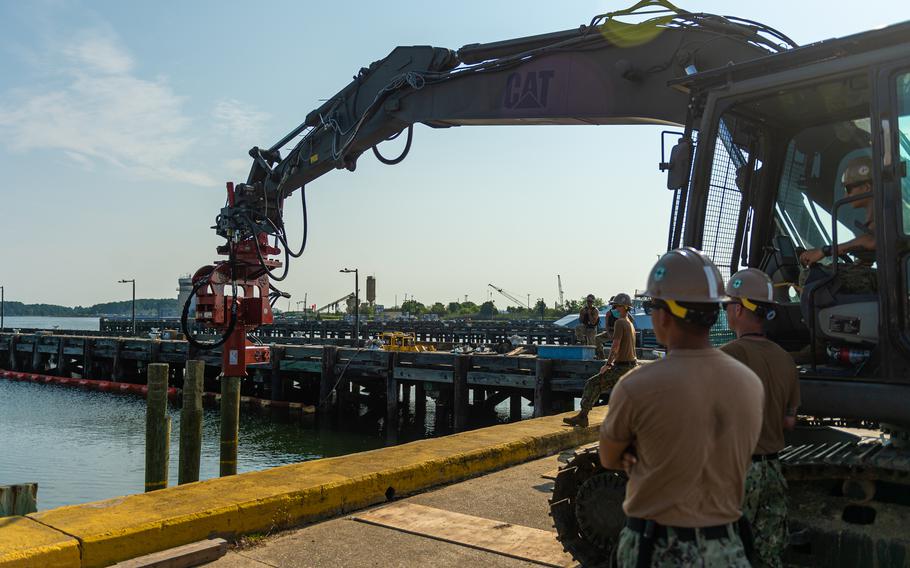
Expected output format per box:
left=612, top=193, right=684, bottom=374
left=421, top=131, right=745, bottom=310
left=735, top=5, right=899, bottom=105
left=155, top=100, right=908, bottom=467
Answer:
left=537, top=344, right=596, bottom=361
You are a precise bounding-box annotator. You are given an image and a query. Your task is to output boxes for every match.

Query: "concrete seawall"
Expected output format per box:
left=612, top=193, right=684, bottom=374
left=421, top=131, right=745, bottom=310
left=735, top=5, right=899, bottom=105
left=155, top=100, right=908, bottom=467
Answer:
left=0, top=407, right=606, bottom=568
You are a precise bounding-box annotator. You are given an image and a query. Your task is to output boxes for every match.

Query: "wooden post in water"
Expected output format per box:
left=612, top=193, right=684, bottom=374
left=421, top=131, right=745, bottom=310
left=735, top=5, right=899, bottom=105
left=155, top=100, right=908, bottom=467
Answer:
left=56, top=337, right=67, bottom=377
left=83, top=338, right=94, bottom=377
left=270, top=346, right=286, bottom=402
left=510, top=394, right=523, bottom=422
left=319, top=346, right=337, bottom=413
left=220, top=375, right=241, bottom=477
left=145, top=363, right=170, bottom=492
left=533, top=358, right=553, bottom=418
left=0, top=484, right=37, bottom=516
left=385, top=352, right=399, bottom=443
left=8, top=335, right=18, bottom=371
left=179, top=360, right=204, bottom=485
left=414, top=381, right=427, bottom=421
left=453, top=355, right=471, bottom=432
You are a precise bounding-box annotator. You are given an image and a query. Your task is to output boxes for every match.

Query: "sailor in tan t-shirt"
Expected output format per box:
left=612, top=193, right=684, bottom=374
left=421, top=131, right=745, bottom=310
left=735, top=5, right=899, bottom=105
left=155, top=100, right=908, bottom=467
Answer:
left=564, top=292, right=637, bottom=427
left=600, top=248, right=763, bottom=568
left=721, top=268, right=800, bottom=568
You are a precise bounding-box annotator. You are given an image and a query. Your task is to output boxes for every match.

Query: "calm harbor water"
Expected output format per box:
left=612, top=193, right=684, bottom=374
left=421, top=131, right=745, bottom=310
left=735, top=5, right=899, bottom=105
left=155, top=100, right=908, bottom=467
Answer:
left=1, top=316, right=100, bottom=331
left=0, top=380, right=393, bottom=510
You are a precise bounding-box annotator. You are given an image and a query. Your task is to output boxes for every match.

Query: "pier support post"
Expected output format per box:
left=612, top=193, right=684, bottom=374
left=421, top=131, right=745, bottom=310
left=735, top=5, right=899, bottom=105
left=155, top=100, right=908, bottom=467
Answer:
left=401, top=381, right=411, bottom=411
left=533, top=358, right=553, bottom=418
left=83, top=338, right=94, bottom=378
left=112, top=339, right=124, bottom=380
left=145, top=363, right=170, bottom=492
left=0, top=484, right=37, bottom=517
left=385, top=352, right=399, bottom=443
left=179, top=360, right=204, bottom=485
left=319, top=346, right=337, bottom=413
left=56, top=337, right=67, bottom=376
left=510, top=394, right=523, bottom=422
left=8, top=335, right=18, bottom=371
left=220, top=375, right=241, bottom=477
left=270, top=346, right=286, bottom=402
left=453, top=355, right=471, bottom=432
left=31, top=338, right=42, bottom=372
left=414, top=381, right=427, bottom=422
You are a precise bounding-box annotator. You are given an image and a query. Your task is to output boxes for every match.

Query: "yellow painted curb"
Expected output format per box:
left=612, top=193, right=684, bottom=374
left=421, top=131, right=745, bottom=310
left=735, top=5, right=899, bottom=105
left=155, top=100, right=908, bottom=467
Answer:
left=14, top=408, right=606, bottom=568
left=0, top=516, right=80, bottom=568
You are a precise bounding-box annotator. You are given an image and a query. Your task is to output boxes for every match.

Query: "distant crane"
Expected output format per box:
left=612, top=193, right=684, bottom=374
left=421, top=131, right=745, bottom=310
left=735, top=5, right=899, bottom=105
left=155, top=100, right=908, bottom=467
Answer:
left=316, top=292, right=355, bottom=314
left=557, top=275, right=565, bottom=309
left=487, top=283, right=528, bottom=309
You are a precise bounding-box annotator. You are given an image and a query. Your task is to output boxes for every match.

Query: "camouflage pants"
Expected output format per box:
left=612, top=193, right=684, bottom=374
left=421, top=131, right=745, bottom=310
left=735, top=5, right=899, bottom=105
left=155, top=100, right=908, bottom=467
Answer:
left=742, top=459, right=788, bottom=568
left=579, top=364, right=635, bottom=412
left=615, top=526, right=750, bottom=567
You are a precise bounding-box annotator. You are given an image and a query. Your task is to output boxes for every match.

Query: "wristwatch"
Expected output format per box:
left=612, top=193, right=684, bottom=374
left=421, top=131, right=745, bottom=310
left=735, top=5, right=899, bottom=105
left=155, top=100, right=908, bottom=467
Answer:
left=821, top=245, right=833, bottom=257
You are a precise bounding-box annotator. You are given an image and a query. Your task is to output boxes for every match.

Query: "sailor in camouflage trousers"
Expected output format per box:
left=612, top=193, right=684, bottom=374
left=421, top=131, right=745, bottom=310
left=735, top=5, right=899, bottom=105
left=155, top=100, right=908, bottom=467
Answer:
left=742, top=459, right=789, bottom=568
left=722, top=268, right=801, bottom=568
left=615, top=527, right=751, bottom=567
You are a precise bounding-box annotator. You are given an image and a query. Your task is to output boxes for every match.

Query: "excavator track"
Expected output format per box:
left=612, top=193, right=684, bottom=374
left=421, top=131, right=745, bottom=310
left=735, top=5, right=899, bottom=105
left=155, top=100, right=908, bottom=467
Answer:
left=552, top=440, right=910, bottom=567
left=549, top=445, right=625, bottom=568
left=780, top=440, right=910, bottom=566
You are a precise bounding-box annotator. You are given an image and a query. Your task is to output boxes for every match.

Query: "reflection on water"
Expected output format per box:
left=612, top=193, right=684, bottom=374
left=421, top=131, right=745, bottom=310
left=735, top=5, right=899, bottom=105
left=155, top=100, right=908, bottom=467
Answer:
left=0, top=381, right=387, bottom=509
left=0, top=378, right=533, bottom=510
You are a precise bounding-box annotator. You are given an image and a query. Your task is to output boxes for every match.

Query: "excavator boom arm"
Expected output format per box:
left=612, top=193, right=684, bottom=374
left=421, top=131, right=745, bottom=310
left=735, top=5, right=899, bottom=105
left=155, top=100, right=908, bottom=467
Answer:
left=226, top=8, right=793, bottom=245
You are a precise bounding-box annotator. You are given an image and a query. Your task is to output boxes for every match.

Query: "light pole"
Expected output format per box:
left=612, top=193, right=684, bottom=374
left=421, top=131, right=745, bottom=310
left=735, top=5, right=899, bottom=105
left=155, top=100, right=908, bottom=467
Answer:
left=340, top=268, right=359, bottom=344
left=118, top=279, right=136, bottom=336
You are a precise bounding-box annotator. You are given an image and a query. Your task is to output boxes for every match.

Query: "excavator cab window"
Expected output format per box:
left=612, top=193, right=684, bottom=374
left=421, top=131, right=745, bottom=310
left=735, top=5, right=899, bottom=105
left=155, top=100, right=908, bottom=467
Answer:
left=696, top=71, right=875, bottom=363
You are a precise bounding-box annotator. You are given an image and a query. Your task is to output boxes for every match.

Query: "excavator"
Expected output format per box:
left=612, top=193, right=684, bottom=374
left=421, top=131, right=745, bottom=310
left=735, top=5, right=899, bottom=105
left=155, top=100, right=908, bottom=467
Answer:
left=182, top=1, right=910, bottom=565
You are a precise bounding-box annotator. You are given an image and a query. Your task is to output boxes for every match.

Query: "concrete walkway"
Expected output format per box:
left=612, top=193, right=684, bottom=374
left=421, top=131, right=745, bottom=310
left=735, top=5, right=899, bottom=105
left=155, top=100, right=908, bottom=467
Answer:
left=209, top=452, right=580, bottom=568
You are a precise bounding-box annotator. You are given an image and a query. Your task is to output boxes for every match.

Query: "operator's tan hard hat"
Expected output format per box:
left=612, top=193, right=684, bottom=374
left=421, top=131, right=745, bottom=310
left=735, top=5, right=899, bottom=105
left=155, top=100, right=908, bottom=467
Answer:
left=726, top=268, right=777, bottom=317
left=643, top=247, right=728, bottom=318
left=842, top=155, right=873, bottom=187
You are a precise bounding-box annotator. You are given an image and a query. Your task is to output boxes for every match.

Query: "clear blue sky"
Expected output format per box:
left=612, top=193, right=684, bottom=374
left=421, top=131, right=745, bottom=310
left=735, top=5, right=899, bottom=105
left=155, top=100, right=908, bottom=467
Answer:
left=1, top=1, right=907, bottom=309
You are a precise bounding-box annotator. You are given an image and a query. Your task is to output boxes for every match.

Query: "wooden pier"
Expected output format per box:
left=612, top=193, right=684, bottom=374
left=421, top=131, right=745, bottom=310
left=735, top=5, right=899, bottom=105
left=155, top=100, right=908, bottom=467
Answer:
left=0, top=331, right=652, bottom=432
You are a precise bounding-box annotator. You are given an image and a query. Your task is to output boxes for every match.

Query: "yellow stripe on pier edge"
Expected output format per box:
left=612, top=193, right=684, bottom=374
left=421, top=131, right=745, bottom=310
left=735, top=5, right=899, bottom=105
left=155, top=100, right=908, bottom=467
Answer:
left=8, top=408, right=606, bottom=568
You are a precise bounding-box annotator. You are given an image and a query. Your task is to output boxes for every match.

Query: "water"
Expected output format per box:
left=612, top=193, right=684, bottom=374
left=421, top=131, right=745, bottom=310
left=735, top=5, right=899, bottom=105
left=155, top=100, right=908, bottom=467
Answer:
left=0, top=380, right=388, bottom=510
left=1, top=316, right=100, bottom=331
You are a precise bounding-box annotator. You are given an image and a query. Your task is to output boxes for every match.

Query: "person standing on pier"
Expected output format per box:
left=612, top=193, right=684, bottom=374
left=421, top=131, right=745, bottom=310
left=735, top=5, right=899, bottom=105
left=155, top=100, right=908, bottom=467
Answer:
left=721, top=268, right=800, bottom=568
left=577, top=294, right=602, bottom=356
left=563, top=293, right=637, bottom=427
left=600, top=248, right=763, bottom=567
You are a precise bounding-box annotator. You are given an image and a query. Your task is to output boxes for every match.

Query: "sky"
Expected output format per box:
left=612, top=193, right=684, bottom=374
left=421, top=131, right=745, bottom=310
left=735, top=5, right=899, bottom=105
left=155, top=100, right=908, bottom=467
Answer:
left=0, top=1, right=907, bottom=310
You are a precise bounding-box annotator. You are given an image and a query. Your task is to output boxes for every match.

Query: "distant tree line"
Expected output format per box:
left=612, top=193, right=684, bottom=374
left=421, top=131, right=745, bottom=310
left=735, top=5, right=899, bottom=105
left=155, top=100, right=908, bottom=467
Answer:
left=2, top=299, right=180, bottom=317
left=391, top=296, right=604, bottom=320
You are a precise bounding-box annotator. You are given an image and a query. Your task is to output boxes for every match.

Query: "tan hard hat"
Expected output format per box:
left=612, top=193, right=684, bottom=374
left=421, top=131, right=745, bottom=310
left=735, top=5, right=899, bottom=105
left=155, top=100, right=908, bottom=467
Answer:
left=841, top=155, right=873, bottom=187
left=726, top=269, right=774, bottom=303
left=644, top=247, right=729, bottom=304
left=611, top=292, right=632, bottom=307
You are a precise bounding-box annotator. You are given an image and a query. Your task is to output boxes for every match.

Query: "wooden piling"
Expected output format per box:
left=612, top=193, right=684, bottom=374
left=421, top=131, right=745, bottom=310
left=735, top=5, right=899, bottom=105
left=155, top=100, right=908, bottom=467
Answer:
left=0, top=483, right=37, bottom=516
left=510, top=395, right=523, bottom=422
left=179, top=360, right=204, bottom=485
left=145, top=363, right=170, bottom=492
left=319, top=346, right=337, bottom=412
left=219, top=375, right=241, bottom=477
left=31, top=338, right=41, bottom=372
left=8, top=335, right=18, bottom=371
left=453, top=355, right=471, bottom=432
left=415, top=381, right=427, bottom=421
left=533, top=358, right=553, bottom=418
left=112, top=339, right=124, bottom=380
left=401, top=381, right=411, bottom=409
left=385, top=352, right=399, bottom=442
left=270, top=346, right=286, bottom=401
left=83, top=338, right=94, bottom=377
left=56, top=337, right=67, bottom=376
